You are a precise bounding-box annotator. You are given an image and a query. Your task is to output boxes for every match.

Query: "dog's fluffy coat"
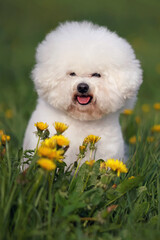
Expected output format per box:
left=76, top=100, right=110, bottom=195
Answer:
left=23, top=21, right=142, bottom=165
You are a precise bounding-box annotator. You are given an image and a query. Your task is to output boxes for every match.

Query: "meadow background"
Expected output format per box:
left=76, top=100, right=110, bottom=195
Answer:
left=0, top=0, right=160, bottom=239
left=0, top=0, right=160, bottom=146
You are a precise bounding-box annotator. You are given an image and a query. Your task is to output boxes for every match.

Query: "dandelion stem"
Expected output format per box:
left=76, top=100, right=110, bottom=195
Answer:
left=35, top=174, right=47, bottom=207
left=48, top=170, right=55, bottom=232
left=35, top=136, right=41, bottom=154
left=35, top=186, right=45, bottom=207
left=4, top=183, right=17, bottom=220
left=81, top=217, right=97, bottom=221
left=105, top=193, right=126, bottom=207
left=27, top=170, right=43, bottom=202
left=82, top=172, right=91, bottom=192
left=69, top=157, right=82, bottom=191
left=6, top=141, right=11, bottom=181
left=89, top=149, right=93, bottom=160
left=93, top=147, right=97, bottom=160
left=69, top=156, right=80, bottom=172
left=157, top=171, right=160, bottom=230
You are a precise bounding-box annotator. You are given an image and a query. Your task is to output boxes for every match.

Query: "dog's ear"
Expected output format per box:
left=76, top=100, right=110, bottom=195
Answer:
left=115, top=61, right=143, bottom=109
left=123, top=96, right=137, bottom=110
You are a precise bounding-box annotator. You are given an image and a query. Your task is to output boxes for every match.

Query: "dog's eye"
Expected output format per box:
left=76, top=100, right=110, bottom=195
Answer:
left=91, top=73, right=101, bottom=78
left=70, top=72, right=76, bottom=76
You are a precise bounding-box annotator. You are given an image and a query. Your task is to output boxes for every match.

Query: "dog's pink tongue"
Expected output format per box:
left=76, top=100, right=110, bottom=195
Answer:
left=77, top=96, right=91, bottom=104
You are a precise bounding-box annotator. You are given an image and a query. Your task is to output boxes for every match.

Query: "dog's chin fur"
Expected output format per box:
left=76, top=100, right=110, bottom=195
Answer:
left=66, top=91, right=104, bottom=121
left=23, top=20, right=143, bottom=167
left=67, top=101, right=104, bottom=121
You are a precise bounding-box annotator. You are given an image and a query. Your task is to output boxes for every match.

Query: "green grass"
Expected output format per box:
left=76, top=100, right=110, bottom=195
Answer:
left=0, top=0, right=160, bottom=239
left=0, top=110, right=160, bottom=240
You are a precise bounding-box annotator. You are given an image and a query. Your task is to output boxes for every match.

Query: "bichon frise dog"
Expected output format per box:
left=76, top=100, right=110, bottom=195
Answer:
left=23, top=21, right=142, bottom=165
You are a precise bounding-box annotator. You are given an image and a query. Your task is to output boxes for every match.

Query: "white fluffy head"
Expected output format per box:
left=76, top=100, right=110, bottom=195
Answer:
left=32, top=21, right=143, bottom=120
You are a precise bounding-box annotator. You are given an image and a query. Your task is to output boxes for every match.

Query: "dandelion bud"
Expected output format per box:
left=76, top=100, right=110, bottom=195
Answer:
left=151, top=125, right=160, bottom=133
left=85, top=160, right=95, bottom=167
left=1, top=135, right=11, bottom=145
left=79, top=145, right=86, bottom=154
left=54, top=122, right=68, bottom=135
left=153, top=102, right=160, bottom=110
left=123, top=109, right=133, bottom=115
left=34, top=122, right=48, bottom=131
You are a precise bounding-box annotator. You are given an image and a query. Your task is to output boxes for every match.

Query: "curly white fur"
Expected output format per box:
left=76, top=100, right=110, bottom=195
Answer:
left=23, top=21, right=142, bottom=165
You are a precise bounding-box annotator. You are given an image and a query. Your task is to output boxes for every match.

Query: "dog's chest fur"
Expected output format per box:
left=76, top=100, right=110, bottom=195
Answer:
left=23, top=98, right=125, bottom=165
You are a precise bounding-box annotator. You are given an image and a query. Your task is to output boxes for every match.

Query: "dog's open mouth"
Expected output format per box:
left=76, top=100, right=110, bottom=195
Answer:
left=76, top=95, right=93, bottom=105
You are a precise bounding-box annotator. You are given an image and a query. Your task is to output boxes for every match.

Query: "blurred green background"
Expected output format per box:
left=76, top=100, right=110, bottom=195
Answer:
left=0, top=0, right=160, bottom=145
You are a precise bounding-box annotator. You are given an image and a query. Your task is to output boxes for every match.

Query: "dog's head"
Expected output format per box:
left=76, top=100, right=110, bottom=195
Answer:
left=32, top=21, right=142, bottom=121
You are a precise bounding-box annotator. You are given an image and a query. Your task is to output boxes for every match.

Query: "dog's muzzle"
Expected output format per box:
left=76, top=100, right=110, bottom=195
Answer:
left=75, top=83, right=93, bottom=105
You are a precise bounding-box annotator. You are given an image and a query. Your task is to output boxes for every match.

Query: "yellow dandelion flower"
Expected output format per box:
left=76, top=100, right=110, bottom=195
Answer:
left=41, top=137, right=56, bottom=149
left=85, top=160, right=95, bottom=167
left=142, top=104, right=150, bottom=113
left=153, top=103, right=160, bottom=110
left=135, top=116, right=141, bottom=124
left=38, top=146, right=64, bottom=160
left=0, top=130, right=4, bottom=136
left=34, top=122, right=48, bottom=131
left=129, top=136, right=141, bottom=144
left=123, top=109, right=133, bottom=115
left=51, top=135, right=70, bottom=146
left=128, top=176, right=135, bottom=180
left=100, top=162, right=106, bottom=170
left=54, top=122, right=68, bottom=134
left=83, top=135, right=101, bottom=144
left=5, top=109, right=13, bottom=119
left=129, top=136, right=136, bottom=144
left=1, top=135, right=11, bottom=144
left=151, top=125, right=160, bottom=133
left=105, top=159, right=128, bottom=177
left=37, top=158, right=56, bottom=171
left=147, top=136, right=154, bottom=143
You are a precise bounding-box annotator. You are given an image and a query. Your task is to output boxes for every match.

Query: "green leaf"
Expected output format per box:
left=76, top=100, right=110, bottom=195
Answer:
left=62, top=201, right=85, bottom=217
left=132, top=202, right=150, bottom=222
left=55, top=191, right=68, bottom=207
left=61, top=191, right=86, bottom=216
left=82, top=188, right=104, bottom=206
left=106, top=188, right=118, bottom=201
left=116, top=176, right=144, bottom=195
left=87, top=160, right=101, bottom=187
left=74, top=163, right=90, bottom=193
left=149, top=215, right=158, bottom=226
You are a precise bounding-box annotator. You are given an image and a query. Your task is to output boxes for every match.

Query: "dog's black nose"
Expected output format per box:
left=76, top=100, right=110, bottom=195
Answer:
left=77, top=83, right=89, bottom=94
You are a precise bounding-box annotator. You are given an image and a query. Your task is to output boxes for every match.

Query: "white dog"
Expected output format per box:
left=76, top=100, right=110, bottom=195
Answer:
left=23, top=21, right=142, bottom=165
